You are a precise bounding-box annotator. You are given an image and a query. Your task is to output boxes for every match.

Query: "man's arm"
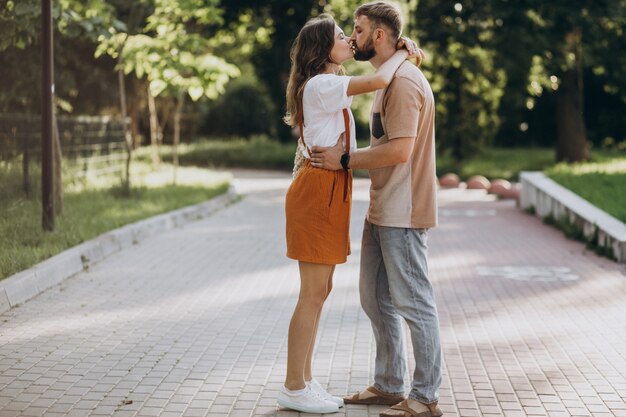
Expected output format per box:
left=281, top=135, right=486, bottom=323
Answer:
left=311, top=74, right=421, bottom=170
left=310, top=136, right=414, bottom=170
left=346, top=50, right=407, bottom=97
left=345, top=42, right=423, bottom=97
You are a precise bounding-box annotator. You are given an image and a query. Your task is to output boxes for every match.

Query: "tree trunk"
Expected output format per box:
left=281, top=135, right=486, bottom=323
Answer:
left=158, top=102, right=171, bottom=146
left=117, top=48, right=133, bottom=192
left=172, top=93, right=183, bottom=184
left=128, top=93, right=141, bottom=149
left=556, top=28, right=588, bottom=162
left=147, top=85, right=161, bottom=165
left=20, top=126, right=30, bottom=197
left=118, top=65, right=132, bottom=192
left=52, top=115, right=63, bottom=215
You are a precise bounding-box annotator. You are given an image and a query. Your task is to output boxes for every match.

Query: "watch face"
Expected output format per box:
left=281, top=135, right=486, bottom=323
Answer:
left=341, top=153, right=349, bottom=168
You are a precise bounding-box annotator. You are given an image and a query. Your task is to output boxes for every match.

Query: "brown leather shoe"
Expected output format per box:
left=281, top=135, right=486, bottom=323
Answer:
left=379, top=399, right=443, bottom=417
left=343, top=386, right=406, bottom=406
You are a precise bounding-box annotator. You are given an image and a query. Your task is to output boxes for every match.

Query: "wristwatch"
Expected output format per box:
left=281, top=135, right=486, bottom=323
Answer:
left=340, top=153, right=350, bottom=170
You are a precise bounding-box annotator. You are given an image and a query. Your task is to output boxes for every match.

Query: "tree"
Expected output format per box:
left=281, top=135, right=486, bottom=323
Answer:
left=221, top=1, right=320, bottom=142
left=523, top=2, right=591, bottom=162
left=501, top=0, right=625, bottom=161
left=203, top=77, right=275, bottom=138
left=97, top=0, right=240, bottom=170
left=412, top=0, right=625, bottom=163
left=414, top=0, right=506, bottom=164
left=0, top=0, right=119, bottom=217
left=0, top=0, right=119, bottom=50
left=489, top=2, right=542, bottom=147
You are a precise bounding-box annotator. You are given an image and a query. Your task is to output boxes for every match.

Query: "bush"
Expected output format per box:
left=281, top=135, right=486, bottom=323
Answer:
left=202, top=77, right=275, bottom=138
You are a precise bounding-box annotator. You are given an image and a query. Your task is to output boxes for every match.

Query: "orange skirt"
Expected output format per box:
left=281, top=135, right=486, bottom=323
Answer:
left=285, top=160, right=352, bottom=265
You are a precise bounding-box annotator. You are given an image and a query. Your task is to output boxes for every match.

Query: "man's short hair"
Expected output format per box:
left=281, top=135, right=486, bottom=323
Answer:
left=354, top=1, right=403, bottom=41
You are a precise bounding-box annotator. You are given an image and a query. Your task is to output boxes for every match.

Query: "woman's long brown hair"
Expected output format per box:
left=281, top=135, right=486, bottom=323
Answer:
left=283, top=14, right=336, bottom=127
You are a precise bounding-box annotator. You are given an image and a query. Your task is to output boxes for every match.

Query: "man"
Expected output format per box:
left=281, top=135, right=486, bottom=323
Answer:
left=309, top=2, right=442, bottom=416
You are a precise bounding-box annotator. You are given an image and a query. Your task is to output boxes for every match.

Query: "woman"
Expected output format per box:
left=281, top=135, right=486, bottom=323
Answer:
left=279, top=14, right=419, bottom=414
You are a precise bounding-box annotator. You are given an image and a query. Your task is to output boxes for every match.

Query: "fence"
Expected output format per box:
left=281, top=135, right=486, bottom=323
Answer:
left=0, top=113, right=128, bottom=199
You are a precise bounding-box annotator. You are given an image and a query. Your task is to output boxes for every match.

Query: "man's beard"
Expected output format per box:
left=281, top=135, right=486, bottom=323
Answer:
left=352, top=37, right=376, bottom=61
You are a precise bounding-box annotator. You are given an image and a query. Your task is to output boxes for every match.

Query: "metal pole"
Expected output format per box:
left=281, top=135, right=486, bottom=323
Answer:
left=42, top=0, right=55, bottom=230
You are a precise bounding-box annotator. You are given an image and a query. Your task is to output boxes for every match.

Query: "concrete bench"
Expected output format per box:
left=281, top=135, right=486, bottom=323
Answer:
left=520, top=171, right=626, bottom=263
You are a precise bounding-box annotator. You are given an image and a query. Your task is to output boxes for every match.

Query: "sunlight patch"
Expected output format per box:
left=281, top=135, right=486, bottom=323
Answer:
left=439, top=209, right=497, bottom=217
left=477, top=265, right=579, bottom=282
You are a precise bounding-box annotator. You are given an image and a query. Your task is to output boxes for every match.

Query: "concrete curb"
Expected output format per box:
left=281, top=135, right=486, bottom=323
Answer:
left=0, top=186, right=241, bottom=314
left=520, top=171, right=626, bottom=263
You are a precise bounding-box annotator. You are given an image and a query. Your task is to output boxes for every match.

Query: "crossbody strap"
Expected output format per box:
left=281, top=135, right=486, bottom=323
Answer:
left=341, top=108, right=350, bottom=154
left=298, top=107, right=352, bottom=202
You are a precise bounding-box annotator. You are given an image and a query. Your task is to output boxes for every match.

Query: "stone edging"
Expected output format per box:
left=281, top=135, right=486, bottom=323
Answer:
left=520, top=171, right=626, bottom=263
left=0, top=186, right=241, bottom=314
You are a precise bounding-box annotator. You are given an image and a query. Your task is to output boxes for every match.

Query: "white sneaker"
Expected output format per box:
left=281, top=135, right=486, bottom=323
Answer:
left=308, top=379, right=344, bottom=408
left=277, top=385, right=339, bottom=414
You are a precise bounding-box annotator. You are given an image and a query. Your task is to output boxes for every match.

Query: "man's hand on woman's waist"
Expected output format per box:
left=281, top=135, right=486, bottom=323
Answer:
left=310, top=136, right=344, bottom=170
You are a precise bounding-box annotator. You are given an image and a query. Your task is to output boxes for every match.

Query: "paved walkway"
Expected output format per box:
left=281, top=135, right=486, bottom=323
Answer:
left=0, top=170, right=625, bottom=417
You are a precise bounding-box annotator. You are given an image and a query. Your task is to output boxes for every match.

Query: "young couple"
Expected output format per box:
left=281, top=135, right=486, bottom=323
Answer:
left=280, top=2, right=442, bottom=417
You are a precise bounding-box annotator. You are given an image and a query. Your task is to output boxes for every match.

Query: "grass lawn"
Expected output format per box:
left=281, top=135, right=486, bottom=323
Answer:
left=546, top=157, right=626, bottom=223
left=0, top=161, right=231, bottom=280
left=436, top=147, right=558, bottom=181
left=150, top=136, right=297, bottom=171
left=159, top=137, right=619, bottom=182
left=153, top=136, right=561, bottom=181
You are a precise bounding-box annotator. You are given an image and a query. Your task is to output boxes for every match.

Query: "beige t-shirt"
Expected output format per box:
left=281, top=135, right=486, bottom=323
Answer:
left=366, top=61, right=438, bottom=229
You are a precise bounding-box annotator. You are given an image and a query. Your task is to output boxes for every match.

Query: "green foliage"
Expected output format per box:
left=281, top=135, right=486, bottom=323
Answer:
left=498, top=0, right=625, bottom=149
left=1, top=0, right=624, bottom=157
left=0, top=0, right=40, bottom=50
left=437, top=147, right=556, bottom=181
left=409, top=0, right=625, bottom=157
left=0, top=35, right=121, bottom=114
left=202, top=77, right=275, bottom=138
left=0, top=0, right=122, bottom=113
left=416, top=1, right=506, bottom=162
left=526, top=0, right=625, bottom=84
left=207, top=9, right=273, bottom=76
left=143, top=140, right=584, bottom=184
left=0, top=0, right=121, bottom=50
left=146, top=136, right=297, bottom=171
left=96, top=0, right=240, bottom=103
left=430, top=44, right=505, bottom=162
left=321, top=0, right=359, bottom=25
left=220, top=1, right=322, bottom=142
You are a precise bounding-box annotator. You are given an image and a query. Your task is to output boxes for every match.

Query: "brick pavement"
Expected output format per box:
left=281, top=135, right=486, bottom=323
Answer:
left=0, top=169, right=625, bottom=417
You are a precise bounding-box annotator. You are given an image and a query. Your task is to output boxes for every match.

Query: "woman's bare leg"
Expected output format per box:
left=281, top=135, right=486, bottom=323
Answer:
left=284, top=262, right=334, bottom=390
left=304, top=266, right=335, bottom=381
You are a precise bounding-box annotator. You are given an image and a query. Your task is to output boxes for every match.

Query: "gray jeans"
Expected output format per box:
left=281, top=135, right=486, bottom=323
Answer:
left=359, top=220, right=442, bottom=404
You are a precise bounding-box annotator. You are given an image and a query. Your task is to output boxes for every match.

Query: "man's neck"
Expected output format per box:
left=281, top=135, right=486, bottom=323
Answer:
left=370, top=44, right=397, bottom=69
